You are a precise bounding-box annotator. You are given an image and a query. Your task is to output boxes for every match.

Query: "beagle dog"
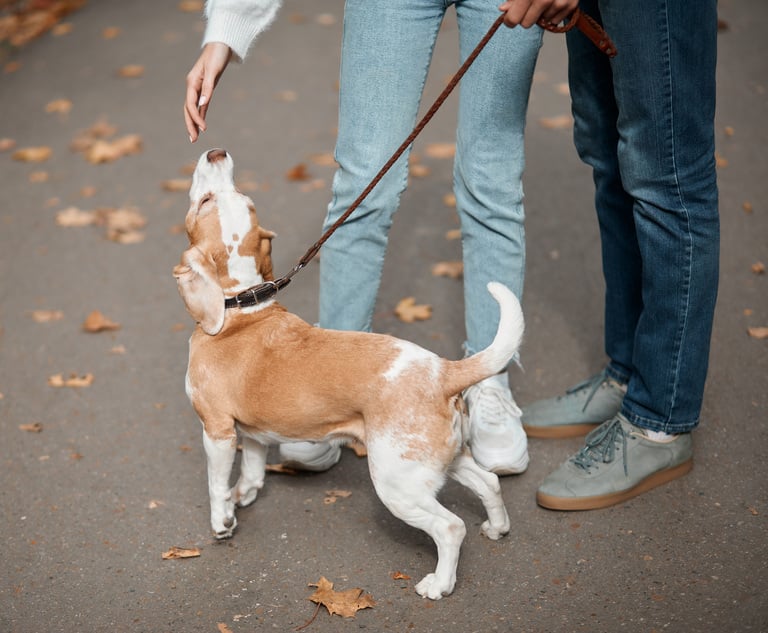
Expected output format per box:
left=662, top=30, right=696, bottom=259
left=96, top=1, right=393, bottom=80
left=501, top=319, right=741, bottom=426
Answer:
left=173, top=149, right=525, bottom=599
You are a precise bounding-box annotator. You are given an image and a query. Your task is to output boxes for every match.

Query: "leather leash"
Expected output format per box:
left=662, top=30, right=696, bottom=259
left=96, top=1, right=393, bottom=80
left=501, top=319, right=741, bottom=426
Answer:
left=225, top=9, right=616, bottom=310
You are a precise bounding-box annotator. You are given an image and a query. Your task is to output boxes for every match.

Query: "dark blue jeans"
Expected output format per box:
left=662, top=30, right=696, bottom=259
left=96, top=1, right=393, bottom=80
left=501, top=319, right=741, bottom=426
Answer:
left=568, top=0, right=720, bottom=433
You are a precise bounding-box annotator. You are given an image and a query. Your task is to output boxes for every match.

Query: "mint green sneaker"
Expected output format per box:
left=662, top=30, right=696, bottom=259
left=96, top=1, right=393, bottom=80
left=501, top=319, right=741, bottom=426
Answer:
left=522, top=371, right=626, bottom=438
left=536, top=415, right=693, bottom=511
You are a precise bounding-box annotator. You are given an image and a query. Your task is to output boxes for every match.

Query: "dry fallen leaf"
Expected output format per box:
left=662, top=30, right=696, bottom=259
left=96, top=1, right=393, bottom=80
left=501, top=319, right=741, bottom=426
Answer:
left=12, top=146, right=52, bottom=162
left=747, top=327, right=768, bottom=340
left=178, top=0, right=204, bottom=12
left=0, top=138, right=17, bottom=152
left=98, top=207, right=147, bottom=243
left=82, top=310, right=121, bottom=333
left=30, top=309, right=64, bottom=323
left=265, top=463, right=299, bottom=475
left=117, top=64, right=144, bottom=78
left=424, top=142, right=455, bottom=159
left=85, top=134, right=142, bottom=164
left=45, top=98, right=73, bottom=115
left=29, top=171, right=48, bottom=183
left=217, top=624, right=233, bottom=633
left=110, top=345, right=127, bottom=354
left=742, top=201, right=753, bottom=214
left=19, top=423, right=43, bottom=433
left=316, top=14, right=337, bottom=26
left=309, top=152, right=337, bottom=167
left=161, top=546, right=201, bottom=560
left=323, top=489, right=352, bottom=504
left=394, top=297, right=432, bottom=323
left=539, top=115, right=573, bottom=130
left=391, top=571, right=411, bottom=580
left=307, top=577, right=375, bottom=619
left=48, top=373, right=94, bottom=388
left=70, top=119, right=118, bottom=152
left=431, top=261, right=463, bottom=279
left=409, top=163, right=431, bottom=178
left=276, top=89, right=298, bottom=102
left=102, top=26, right=120, bottom=39
left=714, top=151, right=728, bottom=168
left=442, top=192, right=456, bottom=207
left=286, top=163, right=311, bottom=181
left=161, top=178, right=191, bottom=192
left=56, top=206, right=98, bottom=227
left=751, top=261, right=765, bottom=275
left=445, top=228, right=461, bottom=240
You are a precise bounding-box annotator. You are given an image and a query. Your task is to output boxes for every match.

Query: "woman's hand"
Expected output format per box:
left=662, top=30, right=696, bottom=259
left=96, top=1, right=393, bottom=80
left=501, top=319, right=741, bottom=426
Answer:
left=184, top=42, right=233, bottom=142
left=499, top=0, right=578, bottom=29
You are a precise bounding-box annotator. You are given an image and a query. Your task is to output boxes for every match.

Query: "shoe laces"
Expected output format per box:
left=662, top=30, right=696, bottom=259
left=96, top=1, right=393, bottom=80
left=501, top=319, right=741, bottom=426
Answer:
left=566, top=369, right=611, bottom=413
left=466, top=384, right=522, bottom=427
left=572, top=417, right=633, bottom=476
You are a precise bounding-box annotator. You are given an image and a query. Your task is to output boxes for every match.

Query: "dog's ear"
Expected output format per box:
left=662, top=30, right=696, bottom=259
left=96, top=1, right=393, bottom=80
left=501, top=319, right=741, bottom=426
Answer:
left=173, top=247, right=225, bottom=335
left=257, top=227, right=276, bottom=282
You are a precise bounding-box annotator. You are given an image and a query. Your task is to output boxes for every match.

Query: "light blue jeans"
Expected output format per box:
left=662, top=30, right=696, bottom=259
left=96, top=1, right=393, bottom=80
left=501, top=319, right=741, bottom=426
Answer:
left=568, top=0, right=720, bottom=433
left=319, top=0, right=542, bottom=356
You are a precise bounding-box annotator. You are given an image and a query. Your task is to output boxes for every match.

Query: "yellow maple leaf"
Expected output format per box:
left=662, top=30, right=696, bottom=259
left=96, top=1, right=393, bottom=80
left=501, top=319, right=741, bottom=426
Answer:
left=394, top=297, right=432, bottom=323
left=307, top=577, right=375, bottom=619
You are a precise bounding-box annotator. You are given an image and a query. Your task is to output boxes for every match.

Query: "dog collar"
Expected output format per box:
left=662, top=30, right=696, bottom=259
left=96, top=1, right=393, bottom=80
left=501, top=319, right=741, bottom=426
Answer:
left=224, top=279, right=291, bottom=309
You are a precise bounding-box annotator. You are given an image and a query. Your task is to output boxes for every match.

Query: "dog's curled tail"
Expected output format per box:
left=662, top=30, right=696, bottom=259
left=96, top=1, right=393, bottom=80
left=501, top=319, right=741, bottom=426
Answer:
left=443, top=282, right=524, bottom=395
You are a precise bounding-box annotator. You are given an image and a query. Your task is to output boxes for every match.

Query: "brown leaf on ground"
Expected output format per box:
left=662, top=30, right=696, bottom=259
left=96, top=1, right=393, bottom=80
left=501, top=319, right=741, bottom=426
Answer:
left=97, top=207, right=147, bottom=243
left=85, top=134, right=142, bottom=164
left=117, top=64, right=144, bottom=78
left=161, top=178, right=191, bottom=192
left=56, top=206, right=97, bottom=227
left=45, top=98, right=72, bottom=115
left=431, top=261, right=463, bottom=279
left=323, top=489, right=352, bottom=505
left=409, top=163, right=430, bottom=178
left=70, top=119, right=118, bottom=152
left=391, top=571, right=411, bottom=580
left=286, top=163, right=311, bottom=181
left=102, top=26, right=120, bottom=39
left=82, top=310, right=121, bottom=333
left=30, top=309, right=64, bottom=323
left=29, top=171, right=48, bottom=183
left=442, top=192, right=456, bottom=207
left=217, top=624, right=233, bottom=633
left=161, top=546, right=201, bottom=560
left=0, top=137, right=17, bottom=152
left=48, top=373, right=94, bottom=388
left=751, top=261, right=765, bottom=275
left=395, top=297, right=432, bottom=323
left=307, top=577, right=376, bottom=619
left=309, top=152, right=337, bottom=167
left=742, top=201, right=753, bottom=214
left=539, top=115, right=573, bottom=130
left=445, top=228, right=461, bottom=240
left=747, top=327, right=768, bottom=340
left=424, top=142, right=455, bottom=159
left=19, top=423, right=43, bottom=433
left=0, top=0, right=85, bottom=47
left=12, top=146, right=52, bottom=162
left=178, top=0, right=204, bottom=12
left=316, top=14, right=338, bottom=26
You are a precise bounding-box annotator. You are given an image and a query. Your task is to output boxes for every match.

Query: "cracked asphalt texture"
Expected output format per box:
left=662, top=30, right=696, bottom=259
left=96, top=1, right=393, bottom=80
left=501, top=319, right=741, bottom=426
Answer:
left=1, top=1, right=766, bottom=631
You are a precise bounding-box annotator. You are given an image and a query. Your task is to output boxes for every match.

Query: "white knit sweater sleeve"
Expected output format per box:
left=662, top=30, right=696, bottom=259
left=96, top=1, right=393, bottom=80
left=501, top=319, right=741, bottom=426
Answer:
left=203, top=0, right=282, bottom=60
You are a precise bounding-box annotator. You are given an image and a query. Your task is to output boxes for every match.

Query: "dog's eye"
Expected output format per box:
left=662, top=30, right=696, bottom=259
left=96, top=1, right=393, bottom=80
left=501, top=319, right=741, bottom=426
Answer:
left=199, top=194, right=213, bottom=208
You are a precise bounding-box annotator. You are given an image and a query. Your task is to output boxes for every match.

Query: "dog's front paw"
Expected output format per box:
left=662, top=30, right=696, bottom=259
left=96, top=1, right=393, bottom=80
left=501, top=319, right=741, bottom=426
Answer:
left=211, top=514, right=237, bottom=539
left=414, top=573, right=454, bottom=600
left=480, top=518, right=509, bottom=541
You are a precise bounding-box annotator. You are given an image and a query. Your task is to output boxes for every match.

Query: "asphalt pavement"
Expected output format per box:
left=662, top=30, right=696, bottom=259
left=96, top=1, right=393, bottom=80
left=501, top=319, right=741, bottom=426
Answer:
left=1, top=1, right=766, bottom=631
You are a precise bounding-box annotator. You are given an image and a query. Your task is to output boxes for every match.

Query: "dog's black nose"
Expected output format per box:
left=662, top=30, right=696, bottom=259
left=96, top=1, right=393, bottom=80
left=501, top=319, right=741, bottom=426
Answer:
left=206, top=148, right=228, bottom=163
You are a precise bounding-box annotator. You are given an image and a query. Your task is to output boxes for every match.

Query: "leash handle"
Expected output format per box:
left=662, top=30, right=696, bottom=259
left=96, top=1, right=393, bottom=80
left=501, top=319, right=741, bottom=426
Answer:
left=228, top=10, right=616, bottom=308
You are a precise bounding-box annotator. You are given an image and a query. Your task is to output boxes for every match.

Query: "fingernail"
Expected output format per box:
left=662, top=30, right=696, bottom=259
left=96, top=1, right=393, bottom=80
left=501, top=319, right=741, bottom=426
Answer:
left=189, top=135, right=194, bottom=143
left=198, top=95, right=208, bottom=107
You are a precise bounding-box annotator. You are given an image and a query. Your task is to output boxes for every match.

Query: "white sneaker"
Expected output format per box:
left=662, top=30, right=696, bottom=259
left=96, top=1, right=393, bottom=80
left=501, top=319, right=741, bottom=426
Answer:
left=465, top=374, right=529, bottom=475
left=278, top=441, right=342, bottom=472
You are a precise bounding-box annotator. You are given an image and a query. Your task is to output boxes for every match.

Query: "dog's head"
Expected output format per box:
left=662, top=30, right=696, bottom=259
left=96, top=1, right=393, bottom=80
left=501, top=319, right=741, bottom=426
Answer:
left=173, top=149, right=275, bottom=335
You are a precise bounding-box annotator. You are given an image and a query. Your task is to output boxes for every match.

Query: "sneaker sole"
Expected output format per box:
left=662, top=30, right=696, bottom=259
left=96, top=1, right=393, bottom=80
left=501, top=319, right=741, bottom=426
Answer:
left=523, top=422, right=601, bottom=439
left=536, top=458, right=693, bottom=511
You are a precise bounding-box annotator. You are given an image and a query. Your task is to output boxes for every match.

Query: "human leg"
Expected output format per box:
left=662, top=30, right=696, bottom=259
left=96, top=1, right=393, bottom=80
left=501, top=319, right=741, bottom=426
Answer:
left=536, top=0, right=719, bottom=509
left=453, top=0, right=542, bottom=474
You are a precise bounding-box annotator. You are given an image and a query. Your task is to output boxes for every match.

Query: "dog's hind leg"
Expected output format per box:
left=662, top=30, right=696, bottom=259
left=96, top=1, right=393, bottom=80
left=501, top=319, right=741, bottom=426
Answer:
left=233, top=435, right=267, bottom=507
left=202, top=429, right=238, bottom=539
left=449, top=451, right=510, bottom=540
left=367, top=445, right=465, bottom=599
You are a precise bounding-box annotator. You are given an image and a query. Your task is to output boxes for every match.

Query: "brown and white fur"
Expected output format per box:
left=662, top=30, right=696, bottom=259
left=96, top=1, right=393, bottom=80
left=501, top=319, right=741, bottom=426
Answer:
left=173, top=149, right=525, bottom=599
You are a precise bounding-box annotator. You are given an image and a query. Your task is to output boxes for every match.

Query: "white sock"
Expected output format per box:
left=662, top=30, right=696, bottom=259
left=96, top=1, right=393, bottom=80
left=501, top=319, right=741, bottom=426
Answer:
left=644, top=429, right=677, bottom=441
